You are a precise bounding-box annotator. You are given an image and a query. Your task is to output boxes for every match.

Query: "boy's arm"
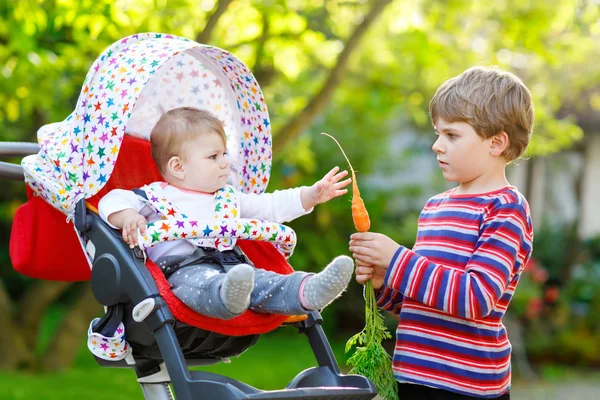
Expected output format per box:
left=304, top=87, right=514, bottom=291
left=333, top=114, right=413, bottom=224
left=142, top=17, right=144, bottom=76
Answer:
left=375, top=285, right=404, bottom=314
left=353, top=202, right=532, bottom=319
left=389, top=202, right=531, bottom=319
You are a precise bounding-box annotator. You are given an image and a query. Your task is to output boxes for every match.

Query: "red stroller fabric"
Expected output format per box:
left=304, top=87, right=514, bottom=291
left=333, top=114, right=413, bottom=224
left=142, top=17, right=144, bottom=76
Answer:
left=10, top=188, right=92, bottom=281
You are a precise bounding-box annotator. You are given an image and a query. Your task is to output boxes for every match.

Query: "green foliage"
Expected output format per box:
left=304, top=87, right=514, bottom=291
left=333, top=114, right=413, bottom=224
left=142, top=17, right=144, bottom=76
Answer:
left=0, top=328, right=350, bottom=398
left=514, top=230, right=600, bottom=367
left=345, top=281, right=397, bottom=400
left=531, top=225, right=576, bottom=279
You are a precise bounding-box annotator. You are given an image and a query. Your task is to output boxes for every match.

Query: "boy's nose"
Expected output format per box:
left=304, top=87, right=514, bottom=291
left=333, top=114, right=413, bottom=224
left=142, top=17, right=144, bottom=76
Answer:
left=432, top=137, right=444, bottom=153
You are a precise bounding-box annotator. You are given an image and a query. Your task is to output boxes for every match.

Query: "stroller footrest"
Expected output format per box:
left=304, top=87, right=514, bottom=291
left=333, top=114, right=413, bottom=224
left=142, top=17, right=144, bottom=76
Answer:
left=246, top=388, right=376, bottom=400
left=186, top=370, right=377, bottom=400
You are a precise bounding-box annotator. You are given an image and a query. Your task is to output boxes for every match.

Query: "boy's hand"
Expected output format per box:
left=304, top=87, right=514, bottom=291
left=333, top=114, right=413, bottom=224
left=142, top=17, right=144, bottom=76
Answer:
left=354, top=260, right=387, bottom=290
left=301, top=166, right=351, bottom=210
left=108, top=209, right=147, bottom=248
left=349, top=231, right=401, bottom=271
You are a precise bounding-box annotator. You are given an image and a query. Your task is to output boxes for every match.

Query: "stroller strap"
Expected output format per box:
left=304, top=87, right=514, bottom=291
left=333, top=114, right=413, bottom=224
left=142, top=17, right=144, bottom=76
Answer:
left=140, top=184, right=239, bottom=251
left=155, top=246, right=252, bottom=279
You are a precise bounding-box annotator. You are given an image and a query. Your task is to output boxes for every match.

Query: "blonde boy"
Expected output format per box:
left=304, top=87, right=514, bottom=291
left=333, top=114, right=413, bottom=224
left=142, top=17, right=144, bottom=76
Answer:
left=350, top=67, right=534, bottom=399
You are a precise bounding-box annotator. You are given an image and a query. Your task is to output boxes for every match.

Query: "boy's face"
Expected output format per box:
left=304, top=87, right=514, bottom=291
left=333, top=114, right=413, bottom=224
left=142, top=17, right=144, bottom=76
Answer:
left=432, top=118, right=497, bottom=187
left=175, top=132, right=230, bottom=193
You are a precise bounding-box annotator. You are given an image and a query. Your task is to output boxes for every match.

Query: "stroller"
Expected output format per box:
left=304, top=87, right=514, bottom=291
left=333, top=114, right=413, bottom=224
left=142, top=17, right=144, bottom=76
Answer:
left=1, top=33, right=377, bottom=400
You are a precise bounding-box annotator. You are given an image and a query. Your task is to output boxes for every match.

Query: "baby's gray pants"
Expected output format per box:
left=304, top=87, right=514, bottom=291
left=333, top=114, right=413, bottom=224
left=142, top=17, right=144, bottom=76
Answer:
left=166, top=262, right=310, bottom=320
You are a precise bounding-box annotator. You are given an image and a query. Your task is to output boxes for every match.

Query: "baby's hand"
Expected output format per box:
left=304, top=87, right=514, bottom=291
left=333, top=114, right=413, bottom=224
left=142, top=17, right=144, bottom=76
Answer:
left=301, top=166, right=351, bottom=210
left=121, top=210, right=147, bottom=248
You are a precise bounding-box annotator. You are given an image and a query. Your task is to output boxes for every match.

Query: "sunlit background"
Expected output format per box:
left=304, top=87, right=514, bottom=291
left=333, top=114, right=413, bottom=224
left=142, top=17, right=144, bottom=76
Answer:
left=1, top=1, right=599, bottom=399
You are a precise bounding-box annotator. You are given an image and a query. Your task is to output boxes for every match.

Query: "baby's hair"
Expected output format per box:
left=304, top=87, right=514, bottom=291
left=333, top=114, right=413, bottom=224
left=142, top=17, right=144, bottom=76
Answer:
left=429, top=66, right=534, bottom=162
left=150, top=107, right=227, bottom=174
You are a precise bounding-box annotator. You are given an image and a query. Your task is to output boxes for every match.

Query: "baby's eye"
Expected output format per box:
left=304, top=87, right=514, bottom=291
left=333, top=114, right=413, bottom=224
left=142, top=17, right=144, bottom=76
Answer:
left=209, top=154, right=218, bottom=160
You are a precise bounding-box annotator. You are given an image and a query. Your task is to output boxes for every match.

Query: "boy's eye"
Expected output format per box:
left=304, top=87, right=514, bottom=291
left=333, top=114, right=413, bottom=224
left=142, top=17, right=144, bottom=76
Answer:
left=209, top=154, right=217, bottom=160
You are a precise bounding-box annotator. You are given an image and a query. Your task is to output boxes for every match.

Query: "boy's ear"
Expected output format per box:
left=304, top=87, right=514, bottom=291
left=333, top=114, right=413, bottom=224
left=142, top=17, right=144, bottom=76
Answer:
left=490, top=131, right=509, bottom=157
left=166, top=156, right=185, bottom=180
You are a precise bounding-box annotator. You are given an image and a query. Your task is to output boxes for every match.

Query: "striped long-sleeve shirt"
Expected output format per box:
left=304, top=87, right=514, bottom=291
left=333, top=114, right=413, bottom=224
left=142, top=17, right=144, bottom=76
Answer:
left=377, top=185, right=533, bottom=398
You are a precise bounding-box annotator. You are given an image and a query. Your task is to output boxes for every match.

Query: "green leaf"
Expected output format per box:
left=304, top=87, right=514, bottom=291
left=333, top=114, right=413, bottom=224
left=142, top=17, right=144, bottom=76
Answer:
left=345, top=281, right=397, bottom=400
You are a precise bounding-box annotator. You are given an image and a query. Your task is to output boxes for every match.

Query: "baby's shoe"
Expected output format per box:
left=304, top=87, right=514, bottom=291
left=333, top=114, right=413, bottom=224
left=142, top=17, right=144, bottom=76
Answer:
left=220, top=263, right=254, bottom=315
left=301, top=255, right=354, bottom=310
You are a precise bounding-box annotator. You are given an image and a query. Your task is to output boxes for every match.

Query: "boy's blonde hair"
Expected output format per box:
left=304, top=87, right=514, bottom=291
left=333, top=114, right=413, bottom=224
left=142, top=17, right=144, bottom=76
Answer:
left=429, top=66, right=534, bottom=161
left=150, top=107, right=227, bottom=174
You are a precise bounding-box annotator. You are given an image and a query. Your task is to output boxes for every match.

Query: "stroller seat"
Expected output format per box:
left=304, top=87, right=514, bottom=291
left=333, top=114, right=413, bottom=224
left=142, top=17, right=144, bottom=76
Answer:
left=4, top=33, right=377, bottom=400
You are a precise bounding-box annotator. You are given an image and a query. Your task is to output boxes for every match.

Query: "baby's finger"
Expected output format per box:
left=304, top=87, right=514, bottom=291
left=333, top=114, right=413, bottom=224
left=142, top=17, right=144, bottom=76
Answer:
left=137, top=219, right=147, bottom=236
left=128, top=236, right=136, bottom=248
left=125, top=226, right=134, bottom=244
left=323, top=166, right=340, bottom=180
left=334, top=189, right=348, bottom=197
left=130, top=230, right=138, bottom=245
left=333, top=178, right=352, bottom=189
left=331, top=169, right=349, bottom=182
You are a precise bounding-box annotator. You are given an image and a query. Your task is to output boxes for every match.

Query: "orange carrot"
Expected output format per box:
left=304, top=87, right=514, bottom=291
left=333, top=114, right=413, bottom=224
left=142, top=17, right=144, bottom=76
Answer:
left=321, top=133, right=370, bottom=232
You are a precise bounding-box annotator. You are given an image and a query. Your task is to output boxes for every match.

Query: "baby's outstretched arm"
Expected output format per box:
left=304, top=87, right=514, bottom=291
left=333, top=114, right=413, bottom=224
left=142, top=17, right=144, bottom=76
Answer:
left=300, top=166, right=351, bottom=210
left=108, top=209, right=147, bottom=248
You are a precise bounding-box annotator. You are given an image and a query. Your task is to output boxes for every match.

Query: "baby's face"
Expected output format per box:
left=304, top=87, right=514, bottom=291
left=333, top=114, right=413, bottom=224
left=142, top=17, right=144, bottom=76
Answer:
left=178, top=132, right=230, bottom=193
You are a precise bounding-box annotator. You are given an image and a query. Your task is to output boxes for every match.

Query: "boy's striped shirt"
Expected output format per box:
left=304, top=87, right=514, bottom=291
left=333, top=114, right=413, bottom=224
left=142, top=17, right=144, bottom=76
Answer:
left=377, top=186, right=533, bottom=398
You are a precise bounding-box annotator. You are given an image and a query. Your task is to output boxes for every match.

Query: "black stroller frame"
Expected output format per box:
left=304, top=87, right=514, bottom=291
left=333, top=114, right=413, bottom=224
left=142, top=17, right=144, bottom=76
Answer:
left=77, top=199, right=377, bottom=400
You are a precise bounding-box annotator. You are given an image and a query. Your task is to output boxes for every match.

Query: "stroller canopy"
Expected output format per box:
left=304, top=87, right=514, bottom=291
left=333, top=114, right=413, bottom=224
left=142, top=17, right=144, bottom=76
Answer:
left=23, top=33, right=273, bottom=216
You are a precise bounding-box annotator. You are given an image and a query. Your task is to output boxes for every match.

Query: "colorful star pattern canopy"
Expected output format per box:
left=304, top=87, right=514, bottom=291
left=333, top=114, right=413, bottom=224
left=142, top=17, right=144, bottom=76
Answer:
left=22, top=33, right=273, bottom=216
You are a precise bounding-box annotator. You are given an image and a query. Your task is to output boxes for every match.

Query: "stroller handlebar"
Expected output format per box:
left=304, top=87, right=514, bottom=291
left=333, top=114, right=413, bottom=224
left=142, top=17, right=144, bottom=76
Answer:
left=0, top=161, right=25, bottom=180
left=0, top=141, right=40, bottom=157
left=0, top=141, right=40, bottom=181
